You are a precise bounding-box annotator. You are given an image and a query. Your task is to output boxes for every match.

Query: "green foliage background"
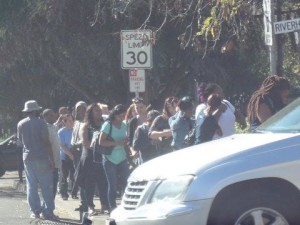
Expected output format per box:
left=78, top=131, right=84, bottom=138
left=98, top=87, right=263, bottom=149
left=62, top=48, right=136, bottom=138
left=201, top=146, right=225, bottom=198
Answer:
left=0, top=0, right=299, bottom=132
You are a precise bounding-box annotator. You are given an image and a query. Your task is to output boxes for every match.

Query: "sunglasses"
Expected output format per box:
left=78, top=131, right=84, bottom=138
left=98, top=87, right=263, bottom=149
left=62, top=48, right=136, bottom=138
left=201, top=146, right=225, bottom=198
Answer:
left=113, top=104, right=126, bottom=114
left=132, top=97, right=145, bottom=104
left=181, top=96, right=192, bottom=102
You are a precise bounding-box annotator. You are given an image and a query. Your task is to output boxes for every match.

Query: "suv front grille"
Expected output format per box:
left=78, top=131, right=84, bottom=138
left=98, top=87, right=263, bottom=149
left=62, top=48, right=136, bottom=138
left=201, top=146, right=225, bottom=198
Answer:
left=122, top=181, right=148, bottom=210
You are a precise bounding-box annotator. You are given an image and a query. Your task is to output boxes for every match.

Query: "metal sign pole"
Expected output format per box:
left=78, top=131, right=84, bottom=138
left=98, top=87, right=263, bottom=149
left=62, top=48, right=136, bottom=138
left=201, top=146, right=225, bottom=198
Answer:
left=263, top=0, right=278, bottom=75
left=269, top=0, right=278, bottom=75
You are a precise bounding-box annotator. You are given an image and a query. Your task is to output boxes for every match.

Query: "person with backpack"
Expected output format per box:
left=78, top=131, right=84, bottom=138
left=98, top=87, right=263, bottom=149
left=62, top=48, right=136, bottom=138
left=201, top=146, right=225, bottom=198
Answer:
left=132, top=110, right=160, bottom=164
left=149, top=97, right=179, bottom=155
left=199, top=94, right=225, bottom=143
left=99, top=104, right=130, bottom=212
left=127, top=98, right=148, bottom=158
left=195, top=83, right=246, bottom=144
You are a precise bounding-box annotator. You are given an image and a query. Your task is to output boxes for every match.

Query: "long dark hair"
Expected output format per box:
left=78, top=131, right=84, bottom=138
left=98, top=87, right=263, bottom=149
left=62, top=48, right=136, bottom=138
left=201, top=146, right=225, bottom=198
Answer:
left=84, top=103, right=103, bottom=128
left=108, top=104, right=127, bottom=121
left=203, top=83, right=222, bottom=102
left=247, top=75, right=290, bottom=122
left=163, top=97, right=179, bottom=118
left=206, top=94, right=222, bottom=115
left=178, top=96, right=194, bottom=111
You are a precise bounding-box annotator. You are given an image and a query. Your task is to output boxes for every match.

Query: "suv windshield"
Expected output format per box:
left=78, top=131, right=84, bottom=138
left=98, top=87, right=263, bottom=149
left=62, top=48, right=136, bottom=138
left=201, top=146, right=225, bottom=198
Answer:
left=256, top=97, right=300, bottom=133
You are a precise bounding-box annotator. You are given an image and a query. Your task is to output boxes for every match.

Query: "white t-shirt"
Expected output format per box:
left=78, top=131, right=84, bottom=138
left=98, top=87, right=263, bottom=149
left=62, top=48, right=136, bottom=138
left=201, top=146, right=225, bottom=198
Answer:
left=218, top=100, right=236, bottom=137
left=195, top=99, right=236, bottom=139
left=195, top=103, right=206, bottom=120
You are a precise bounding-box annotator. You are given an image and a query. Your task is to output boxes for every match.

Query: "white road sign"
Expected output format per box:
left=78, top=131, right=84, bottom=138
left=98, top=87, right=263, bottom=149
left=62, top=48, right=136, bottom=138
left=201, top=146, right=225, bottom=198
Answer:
left=121, top=30, right=153, bottom=69
left=274, top=18, right=300, bottom=34
left=129, top=69, right=145, bottom=93
left=263, top=0, right=272, bottom=46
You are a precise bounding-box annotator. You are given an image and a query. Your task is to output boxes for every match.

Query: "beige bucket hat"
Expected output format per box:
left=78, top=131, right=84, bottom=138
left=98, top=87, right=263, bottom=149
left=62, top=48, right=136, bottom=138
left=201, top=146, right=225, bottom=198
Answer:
left=22, top=100, right=42, bottom=112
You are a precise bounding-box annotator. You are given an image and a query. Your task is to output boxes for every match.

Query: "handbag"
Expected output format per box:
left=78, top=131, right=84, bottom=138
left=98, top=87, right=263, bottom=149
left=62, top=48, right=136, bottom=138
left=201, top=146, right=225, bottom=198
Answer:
left=184, top=128, right=196, bottom=146
left=69, top=144, right=81, bottom=158
left=70, top=122, right=82, bottom=159
left=184, top=119, right=195, bottom=146
left=92, top=122, right=114, bottom=163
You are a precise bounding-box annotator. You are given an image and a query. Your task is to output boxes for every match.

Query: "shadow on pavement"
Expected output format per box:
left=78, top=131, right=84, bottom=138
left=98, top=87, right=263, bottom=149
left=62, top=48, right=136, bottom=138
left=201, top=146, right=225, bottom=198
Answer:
left=0, top=188, right=26, bottom=199
left=0, top=176, right=19, bottom=180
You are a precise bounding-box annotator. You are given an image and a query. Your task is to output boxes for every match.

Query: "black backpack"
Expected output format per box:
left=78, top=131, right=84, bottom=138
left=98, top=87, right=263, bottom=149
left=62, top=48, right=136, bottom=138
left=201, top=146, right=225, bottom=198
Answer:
left=91, top=121, right=113, bottom=163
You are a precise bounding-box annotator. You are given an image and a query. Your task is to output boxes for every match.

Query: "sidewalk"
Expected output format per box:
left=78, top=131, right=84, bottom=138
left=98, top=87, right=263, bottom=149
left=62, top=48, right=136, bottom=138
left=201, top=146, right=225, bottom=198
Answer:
left=53, top=193, right=110, bottom=225
left=6, top=171, right=110, bottom=225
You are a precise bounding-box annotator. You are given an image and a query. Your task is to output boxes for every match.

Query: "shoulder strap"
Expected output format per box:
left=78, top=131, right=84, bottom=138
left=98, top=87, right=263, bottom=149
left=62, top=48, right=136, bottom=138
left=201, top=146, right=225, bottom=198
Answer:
left=223, top=100, right=234, bottom=113
left=71, top=121, right=81, bottom=145
left=188, top=118, right=193, bottom=130
left=108, top=121, right=112, bottom=136
left=133, top=117, right=138, bottom=129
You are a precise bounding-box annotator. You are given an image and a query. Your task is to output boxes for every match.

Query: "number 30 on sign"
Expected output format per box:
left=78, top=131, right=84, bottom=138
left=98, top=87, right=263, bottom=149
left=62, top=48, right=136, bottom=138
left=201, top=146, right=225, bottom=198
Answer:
left=121, top=30, right=153, bottom=69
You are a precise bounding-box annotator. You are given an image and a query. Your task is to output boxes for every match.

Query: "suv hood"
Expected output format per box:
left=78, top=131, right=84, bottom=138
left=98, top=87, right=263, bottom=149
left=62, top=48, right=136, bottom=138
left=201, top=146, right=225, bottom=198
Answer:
left=129, top=133, right=300, bottom=181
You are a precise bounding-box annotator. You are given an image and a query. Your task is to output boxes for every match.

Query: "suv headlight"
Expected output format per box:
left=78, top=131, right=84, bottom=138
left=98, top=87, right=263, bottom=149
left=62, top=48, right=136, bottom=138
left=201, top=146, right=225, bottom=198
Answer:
left=149, top=175, right=194, bottom=204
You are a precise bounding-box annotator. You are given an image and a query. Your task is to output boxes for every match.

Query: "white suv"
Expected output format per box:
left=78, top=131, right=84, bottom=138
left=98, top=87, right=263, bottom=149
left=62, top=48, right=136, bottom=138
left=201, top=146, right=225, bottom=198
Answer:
left=110, top=98, right=300, bottom=225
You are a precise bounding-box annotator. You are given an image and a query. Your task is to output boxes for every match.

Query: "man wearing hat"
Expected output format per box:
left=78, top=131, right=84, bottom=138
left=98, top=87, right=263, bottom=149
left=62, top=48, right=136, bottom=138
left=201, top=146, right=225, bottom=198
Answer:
left=17, top=100, right=57, bottom=220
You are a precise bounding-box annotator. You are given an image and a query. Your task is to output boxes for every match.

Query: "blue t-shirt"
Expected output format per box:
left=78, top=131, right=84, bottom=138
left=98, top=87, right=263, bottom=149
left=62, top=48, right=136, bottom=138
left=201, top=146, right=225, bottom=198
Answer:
left=58, top=127, right=73, bottom=160
left=101, top=121, right=127, bottom=164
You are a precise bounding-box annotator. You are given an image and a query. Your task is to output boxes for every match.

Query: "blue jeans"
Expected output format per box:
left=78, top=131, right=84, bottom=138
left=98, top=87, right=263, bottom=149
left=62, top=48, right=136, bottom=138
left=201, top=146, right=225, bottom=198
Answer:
left=103, top=159, right=129, bottom=210
left=71, top=155, right=80, bottom=197
left=24, top=159, right=55, bottom=216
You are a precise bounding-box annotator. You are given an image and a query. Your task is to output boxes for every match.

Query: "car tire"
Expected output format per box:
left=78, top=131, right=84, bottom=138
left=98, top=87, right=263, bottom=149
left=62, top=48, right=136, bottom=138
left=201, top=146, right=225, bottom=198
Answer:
left=209, top=190, right=300, bottom=225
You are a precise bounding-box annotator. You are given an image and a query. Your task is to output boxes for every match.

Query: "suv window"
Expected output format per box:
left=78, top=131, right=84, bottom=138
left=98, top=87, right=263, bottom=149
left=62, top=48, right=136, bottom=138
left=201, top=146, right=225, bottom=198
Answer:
left=257, top=98, right=300, bottom=133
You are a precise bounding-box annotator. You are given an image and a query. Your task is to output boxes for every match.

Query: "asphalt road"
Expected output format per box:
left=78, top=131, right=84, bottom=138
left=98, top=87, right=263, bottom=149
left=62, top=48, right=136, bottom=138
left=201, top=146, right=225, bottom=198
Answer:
left=0, top=187, right=34, bottom=225
left=0, top=172, right=81, bottom=225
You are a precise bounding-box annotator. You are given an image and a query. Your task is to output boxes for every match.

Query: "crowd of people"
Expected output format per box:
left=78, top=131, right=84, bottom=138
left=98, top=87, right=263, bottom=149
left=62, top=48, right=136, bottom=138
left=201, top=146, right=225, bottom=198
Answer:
left=16, top=75, right=292, bottom=221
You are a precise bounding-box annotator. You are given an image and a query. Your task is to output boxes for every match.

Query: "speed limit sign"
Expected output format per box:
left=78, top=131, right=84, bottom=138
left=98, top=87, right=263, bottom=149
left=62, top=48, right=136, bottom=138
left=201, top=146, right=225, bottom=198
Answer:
left=121, top=30, right=153, bottom=69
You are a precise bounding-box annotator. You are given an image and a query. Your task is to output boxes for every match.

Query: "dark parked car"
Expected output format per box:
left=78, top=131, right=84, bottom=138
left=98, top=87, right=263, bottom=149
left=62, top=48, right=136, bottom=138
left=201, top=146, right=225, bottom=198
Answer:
left=0, top=135, right=20, bottom=177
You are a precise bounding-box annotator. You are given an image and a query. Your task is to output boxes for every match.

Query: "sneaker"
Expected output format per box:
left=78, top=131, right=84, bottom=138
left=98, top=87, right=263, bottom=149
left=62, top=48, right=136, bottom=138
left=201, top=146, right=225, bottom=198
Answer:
left=30, top=213, right=40, bottom=219
left=100, top=209, right=110, bottom=215
left=74, top=205, right=83, bottom=211
left=82, top=213, right=93, bottom=225
left=71, top=195, right=79, bottom=199
left=89, top=209, right=97, bottom=216
left=100, top=206, right=110, bottom=215
left=41, top=213, right=59, bottom=221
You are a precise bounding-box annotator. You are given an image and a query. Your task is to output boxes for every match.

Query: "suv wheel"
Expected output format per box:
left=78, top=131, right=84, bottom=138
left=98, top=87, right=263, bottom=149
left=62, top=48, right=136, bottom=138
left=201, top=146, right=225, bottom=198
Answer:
left=235, top=207, right=288, bottom=224
left=210, top=191, right=300, bottom=225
